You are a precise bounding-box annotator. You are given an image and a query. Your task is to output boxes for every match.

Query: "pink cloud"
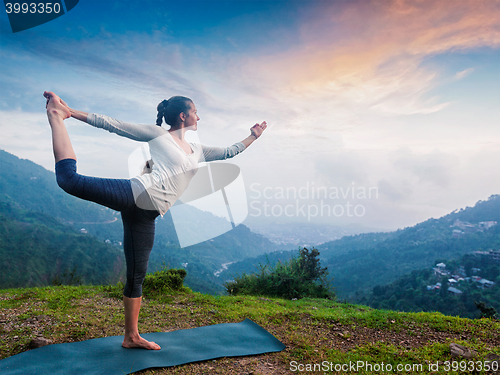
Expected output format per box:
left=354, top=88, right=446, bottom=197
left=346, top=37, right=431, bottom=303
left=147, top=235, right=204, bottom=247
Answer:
left=240, top=0, right=500, bottom=115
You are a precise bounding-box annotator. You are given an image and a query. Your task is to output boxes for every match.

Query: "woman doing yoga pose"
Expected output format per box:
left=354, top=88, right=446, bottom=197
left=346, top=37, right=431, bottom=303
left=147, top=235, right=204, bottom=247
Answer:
left=44, top=91, right=266, bottom=350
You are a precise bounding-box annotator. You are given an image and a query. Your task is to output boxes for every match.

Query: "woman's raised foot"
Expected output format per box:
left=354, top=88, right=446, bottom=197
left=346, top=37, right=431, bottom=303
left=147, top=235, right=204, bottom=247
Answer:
left=44, top=91, right=71, bottom=120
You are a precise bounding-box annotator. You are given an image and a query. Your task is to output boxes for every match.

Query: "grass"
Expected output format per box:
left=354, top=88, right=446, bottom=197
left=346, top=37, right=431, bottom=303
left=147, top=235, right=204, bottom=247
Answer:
left=1, top=284, right=499, bottom=374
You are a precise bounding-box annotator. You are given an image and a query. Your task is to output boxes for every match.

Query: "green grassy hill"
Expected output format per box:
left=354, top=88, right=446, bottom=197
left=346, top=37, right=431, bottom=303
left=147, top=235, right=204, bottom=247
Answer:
left=0, top=284, right=499, bottom=374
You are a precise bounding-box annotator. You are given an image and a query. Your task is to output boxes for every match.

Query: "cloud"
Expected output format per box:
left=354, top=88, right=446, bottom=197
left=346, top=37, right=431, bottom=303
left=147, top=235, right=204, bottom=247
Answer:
left=377, top=178, right=410, bottom=202
left=4, top=0, right=497, bottom=139
left=1, top=0, right=499, bottom=231
left=0, top=108, right=145, bottom=179
left=235, top=0, right=500, bottom=116
left=20, top=35, right=200, bottom=99
left=0, top=110, right=54, bottom=169
left=392, top=148, right=457, bottom=188
left=454, top=68, right=474, bottom=80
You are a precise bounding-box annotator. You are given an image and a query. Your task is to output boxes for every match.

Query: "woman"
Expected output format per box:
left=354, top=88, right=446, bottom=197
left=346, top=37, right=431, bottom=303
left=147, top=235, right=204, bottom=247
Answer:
left=44, top=91, right=266, bottom=350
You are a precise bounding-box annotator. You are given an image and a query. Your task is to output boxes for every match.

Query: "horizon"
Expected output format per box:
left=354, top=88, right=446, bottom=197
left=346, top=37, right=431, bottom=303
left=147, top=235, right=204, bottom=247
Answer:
left=1, top=0, right=500, bottom=231
left=2, top=146, right=497, bottom=240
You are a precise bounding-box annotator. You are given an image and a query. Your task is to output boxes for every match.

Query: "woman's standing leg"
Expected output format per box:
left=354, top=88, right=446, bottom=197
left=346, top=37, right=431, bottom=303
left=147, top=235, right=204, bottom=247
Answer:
left=121, top=206, right=160, bottom=350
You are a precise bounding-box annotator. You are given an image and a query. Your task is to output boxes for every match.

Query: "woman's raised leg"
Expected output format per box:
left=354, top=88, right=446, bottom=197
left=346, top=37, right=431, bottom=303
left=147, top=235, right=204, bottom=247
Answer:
left=45, top=91, right=135, bottom=212
left=44, top=91, right=76, bottom=163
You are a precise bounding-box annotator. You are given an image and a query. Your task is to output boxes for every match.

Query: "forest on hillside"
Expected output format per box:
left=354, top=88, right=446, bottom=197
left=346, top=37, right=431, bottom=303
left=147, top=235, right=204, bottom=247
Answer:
left=0, top=201, right=124, bottom=288
left=355, top=252, right=500, bottom=319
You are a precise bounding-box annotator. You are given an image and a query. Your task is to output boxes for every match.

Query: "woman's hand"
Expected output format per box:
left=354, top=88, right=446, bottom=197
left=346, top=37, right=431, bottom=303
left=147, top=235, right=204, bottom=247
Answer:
left=43, top=91, right=89, bottom=122
left=54, top=97, right=89, bottom=122
left=241, top=121, right=267, bottom=148
left=250, top=121, right=267, bottom=139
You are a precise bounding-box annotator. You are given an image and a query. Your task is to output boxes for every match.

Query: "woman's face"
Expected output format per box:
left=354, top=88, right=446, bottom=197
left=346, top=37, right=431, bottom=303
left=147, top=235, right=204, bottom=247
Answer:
left=184, top=102, right=200, bottom=130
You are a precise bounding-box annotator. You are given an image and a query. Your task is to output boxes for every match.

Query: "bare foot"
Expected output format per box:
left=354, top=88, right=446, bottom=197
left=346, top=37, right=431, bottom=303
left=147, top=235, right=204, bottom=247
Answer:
left=44, top=91, right=71, bottom=120
left=122, top=335, right=161, bottom=350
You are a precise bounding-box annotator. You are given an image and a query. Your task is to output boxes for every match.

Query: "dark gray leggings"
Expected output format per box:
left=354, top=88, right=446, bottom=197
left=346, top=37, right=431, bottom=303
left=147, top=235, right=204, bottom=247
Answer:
left=55, top=158, right=159, bottom=298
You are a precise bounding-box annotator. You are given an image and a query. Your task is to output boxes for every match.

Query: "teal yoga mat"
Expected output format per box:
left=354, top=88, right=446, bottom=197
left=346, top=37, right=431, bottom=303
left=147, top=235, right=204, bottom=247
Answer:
left=0, top=319, right=285, bottom=374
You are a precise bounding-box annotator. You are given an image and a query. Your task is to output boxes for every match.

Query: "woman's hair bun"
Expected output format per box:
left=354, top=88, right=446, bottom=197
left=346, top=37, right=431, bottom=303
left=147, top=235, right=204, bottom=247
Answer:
left=157, top=99, right=169, bottom=112
left=156, top=99, right=169, bottom=126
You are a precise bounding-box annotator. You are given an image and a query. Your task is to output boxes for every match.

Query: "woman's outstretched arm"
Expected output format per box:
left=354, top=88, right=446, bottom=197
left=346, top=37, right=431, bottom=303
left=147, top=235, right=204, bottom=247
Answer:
left=57, top=100, right=165, bottom=142
left=201, top=121, right=267, bottom=162
left=86, top=114, right=165, bottom=142
left=68, top=108, right=89, bottom=122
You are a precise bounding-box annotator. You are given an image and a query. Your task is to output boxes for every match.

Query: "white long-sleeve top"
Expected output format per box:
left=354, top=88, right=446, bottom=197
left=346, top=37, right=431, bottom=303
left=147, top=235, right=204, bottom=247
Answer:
left=87, top=113, right=246, bottom=216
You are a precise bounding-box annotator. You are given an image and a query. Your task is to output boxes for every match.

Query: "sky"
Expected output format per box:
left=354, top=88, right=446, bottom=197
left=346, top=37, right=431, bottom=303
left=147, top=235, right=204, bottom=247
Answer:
left=1, top=0, right=500, bottom=231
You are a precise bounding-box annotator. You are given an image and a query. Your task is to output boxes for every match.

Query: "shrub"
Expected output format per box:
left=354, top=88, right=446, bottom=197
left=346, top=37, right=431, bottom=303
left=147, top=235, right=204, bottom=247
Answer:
left=475, top=301, right=498, bottom=319
left=142, top=268, right=189, bottom=297
left=225, top=247, right=334, bottom=300
left=51, top=266, right=83, bottom=286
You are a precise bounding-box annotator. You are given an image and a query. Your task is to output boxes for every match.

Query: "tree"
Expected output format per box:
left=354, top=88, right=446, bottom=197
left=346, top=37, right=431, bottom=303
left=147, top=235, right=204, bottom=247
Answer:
left=297, top=247, right=328, bottom=283
left=439, top=276, right=448, bottom=297
left=225, top=247, right=334, bottom=299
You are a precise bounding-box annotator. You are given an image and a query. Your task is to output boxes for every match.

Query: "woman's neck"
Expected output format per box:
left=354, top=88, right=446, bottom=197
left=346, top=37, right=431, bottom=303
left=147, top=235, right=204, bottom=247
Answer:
left=168, top=126, right=187, bottom=141
left=169, top=124, right=197, bottom=142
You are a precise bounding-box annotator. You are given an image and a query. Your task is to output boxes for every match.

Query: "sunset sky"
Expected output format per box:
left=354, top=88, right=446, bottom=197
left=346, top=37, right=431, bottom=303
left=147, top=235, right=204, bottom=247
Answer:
left=1, top=0, right=499, bottom=231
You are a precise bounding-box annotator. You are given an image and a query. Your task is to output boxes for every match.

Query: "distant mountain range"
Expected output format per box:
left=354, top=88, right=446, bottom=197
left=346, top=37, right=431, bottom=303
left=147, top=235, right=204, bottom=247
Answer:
left=322, top=196, right=500, bottom=298
left=0, top=199, right=125, bottom=288
left=219, top=195, right=500, bottom=299
left=247, top=221, right=382, bottom=247
left=0, top=150, right=115, bottom=224
left=0, top=150, right=278, bottom=293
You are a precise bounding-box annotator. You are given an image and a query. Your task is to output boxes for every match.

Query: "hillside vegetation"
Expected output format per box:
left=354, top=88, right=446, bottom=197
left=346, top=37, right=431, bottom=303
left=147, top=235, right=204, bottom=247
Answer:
left=225, top=247, right=333, bottom=300
left=356, top=252, right=500, bottom=319
left=0, top=150, right=115, bottom=224
left=0, top=201, right=124, bottom=288
left=320, top=196, right=500, bottom=298
left=0, top=149, right=278, bottom=294
left=0, top=281, right=499, bottom=374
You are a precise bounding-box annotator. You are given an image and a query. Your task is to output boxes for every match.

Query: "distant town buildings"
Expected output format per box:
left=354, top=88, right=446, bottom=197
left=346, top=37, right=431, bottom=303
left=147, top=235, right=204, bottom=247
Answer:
left=473, top=249, right=500, bottom=263
left=451, top=220, right=497, bottom=237
left=427, top=282, right=441, bottom=290
left=428, top=260, right=496, bottom=294
left=433, top=263, right=450, bottom=277
left=477, top=278, right=495, bottom=289
left=448, top=287, right=462, bottom=295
